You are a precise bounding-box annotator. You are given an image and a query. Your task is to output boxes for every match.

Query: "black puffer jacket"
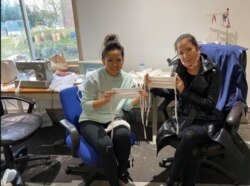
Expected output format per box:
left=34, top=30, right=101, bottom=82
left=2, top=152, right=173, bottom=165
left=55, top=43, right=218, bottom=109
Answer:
left=156, top=53, right=224, bottom=153
left=176, top=53, right=224, bottom=130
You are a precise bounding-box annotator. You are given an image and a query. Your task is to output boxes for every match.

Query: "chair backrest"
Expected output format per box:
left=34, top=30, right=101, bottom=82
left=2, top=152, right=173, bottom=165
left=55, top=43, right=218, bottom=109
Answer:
left=160, top=44, right=248, bottom=122
left=200, top=44, right=248, bottom=112
left=0, top=99, right=4, bottom=117
left=59, top=86, right=82, bottom=129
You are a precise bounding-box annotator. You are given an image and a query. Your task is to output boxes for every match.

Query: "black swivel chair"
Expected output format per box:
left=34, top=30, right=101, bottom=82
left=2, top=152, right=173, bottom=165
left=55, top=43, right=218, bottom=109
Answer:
left=157, top=44, right=248, bottom=185
left=1, top=95, right=50, bottom=178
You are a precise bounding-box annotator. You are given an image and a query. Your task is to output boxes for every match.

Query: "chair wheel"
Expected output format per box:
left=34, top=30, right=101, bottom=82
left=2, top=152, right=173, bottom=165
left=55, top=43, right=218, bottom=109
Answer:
left=65, top=169, right=71, bottom=174
left=159, top=158, right=173, bottom=168
left=159, top=159, right=167, bottom=167
left=234, top=179, right=239, bottom=186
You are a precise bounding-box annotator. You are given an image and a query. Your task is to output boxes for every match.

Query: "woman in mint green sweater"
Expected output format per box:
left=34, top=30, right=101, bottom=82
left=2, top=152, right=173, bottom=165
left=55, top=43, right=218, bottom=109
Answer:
left=79, top=34, right=147, bottom=186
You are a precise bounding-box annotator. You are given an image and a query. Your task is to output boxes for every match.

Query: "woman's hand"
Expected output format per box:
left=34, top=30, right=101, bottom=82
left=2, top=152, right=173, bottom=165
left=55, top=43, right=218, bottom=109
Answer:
left=93, top=90, right=114, bottom=109
left=132, top=89, right=148, bottom=106
left=102, top=90, right=114, bottom=103
left=176, top=74, right=185, bottom=94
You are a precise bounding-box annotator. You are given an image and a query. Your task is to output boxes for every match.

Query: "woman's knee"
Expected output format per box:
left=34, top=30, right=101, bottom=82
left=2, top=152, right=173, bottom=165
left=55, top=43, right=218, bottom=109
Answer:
left=192, top=147, right=201, bottom=158
left=113, top=126, right=130, bottom=141
left=181, top=130, right=198, bottom=142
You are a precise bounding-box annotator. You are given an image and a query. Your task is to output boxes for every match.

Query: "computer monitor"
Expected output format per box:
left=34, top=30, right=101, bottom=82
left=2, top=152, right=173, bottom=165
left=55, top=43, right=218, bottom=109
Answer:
left=78, top=60, right=103, bottom=75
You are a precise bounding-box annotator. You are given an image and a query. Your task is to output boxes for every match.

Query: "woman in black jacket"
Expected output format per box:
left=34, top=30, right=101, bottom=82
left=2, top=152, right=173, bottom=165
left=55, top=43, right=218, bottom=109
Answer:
left=145, top=34, right=224, bottom=186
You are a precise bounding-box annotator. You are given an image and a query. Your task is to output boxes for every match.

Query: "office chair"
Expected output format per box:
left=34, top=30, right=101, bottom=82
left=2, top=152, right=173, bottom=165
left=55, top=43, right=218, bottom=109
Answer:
left=157, top=44, right=248, bottom=185
left=0, top=95, right=51, bottom=180
left=59, top=86, right=136, bottom=185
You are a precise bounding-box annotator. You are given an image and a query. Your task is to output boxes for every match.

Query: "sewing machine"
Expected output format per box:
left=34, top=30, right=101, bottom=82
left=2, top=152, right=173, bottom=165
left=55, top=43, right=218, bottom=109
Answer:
left=14, top=60, right=53, bottom=88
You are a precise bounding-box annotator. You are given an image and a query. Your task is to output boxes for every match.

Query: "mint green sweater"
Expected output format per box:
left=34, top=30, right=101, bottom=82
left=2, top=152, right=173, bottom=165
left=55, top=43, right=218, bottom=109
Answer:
left=79, top=67, right=136, bottom=124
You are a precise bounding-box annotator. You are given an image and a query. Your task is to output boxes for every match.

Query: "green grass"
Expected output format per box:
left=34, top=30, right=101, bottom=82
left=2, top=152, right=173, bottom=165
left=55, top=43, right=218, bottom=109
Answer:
left=1, top=28, right=78, bottom=60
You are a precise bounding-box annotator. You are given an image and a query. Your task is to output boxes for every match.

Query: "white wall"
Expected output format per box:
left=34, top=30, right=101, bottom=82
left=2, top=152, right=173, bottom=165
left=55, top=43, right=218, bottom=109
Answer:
left=76, top=0, right=250, bottom=104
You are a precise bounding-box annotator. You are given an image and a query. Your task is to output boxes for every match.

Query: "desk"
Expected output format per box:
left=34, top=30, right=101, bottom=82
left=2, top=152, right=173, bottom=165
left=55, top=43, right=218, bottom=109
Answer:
left=1, top=72, right=80, bottom=123
left=1, top=84, right=160, bottom=143
left=2, top=86, right=52, bottom=94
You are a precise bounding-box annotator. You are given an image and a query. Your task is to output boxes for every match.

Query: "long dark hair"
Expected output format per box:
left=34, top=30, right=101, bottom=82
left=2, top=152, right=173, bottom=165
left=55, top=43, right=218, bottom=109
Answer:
left=101, top=34, right=124, bottom=59
left=174, top=33, right=198, bottom=52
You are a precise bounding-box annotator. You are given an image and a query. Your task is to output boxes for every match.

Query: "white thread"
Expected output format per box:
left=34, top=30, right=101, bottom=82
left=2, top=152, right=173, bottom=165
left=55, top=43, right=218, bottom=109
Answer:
left=109, top=88, right=144, bottom=140
left=15, top=79, right=24, bottom=113
left=146, top=74, right=179, bottom=134
left=140, top=95, right=147, bottom=139
left=174, top=83, right=179, bottom=134
left=110, top=100, right=115, bottom=139
left=138, top=82, right=147, bottom=139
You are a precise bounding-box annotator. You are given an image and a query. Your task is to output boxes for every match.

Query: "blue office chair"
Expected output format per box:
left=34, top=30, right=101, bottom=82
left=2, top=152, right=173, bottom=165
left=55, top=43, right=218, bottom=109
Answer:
left=59, top=86, right=136, bottom=185
left=157, top=44, right=248, bottom=185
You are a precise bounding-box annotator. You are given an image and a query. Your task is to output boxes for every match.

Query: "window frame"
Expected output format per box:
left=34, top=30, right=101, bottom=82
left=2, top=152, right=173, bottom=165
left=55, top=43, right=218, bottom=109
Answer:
left=2, top=0, right=83, bottom=63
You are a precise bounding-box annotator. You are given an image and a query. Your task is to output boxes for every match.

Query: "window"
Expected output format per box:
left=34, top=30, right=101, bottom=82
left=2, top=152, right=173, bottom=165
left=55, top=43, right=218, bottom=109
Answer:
left=1, top=0, right=79, bottom=61
left=1, top=0, right=29, bottom=61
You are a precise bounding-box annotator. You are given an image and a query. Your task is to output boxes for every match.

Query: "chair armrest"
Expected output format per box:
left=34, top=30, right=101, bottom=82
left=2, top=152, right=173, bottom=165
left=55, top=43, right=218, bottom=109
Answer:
left=122, top=109, right=135, bottom=124
left=60, top=119, right=80, bottom=157
left=1, top=95, right=36, bottom=113
left=225, top=101, right=247, bottom=128
left=158, top=97, right=175, bottom=120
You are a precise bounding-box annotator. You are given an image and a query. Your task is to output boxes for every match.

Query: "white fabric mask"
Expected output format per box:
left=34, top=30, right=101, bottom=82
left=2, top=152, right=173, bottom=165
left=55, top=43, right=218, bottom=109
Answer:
left=148, top=76, right=176, bottom=89
left=112, top=87, right=142, bottom=99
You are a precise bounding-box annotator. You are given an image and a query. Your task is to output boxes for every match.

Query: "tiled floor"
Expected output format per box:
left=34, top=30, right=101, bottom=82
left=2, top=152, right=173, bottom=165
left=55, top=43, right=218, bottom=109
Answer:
left=26, top=181, right=250, bottom=186
left=24, top=124, right=250, bottom=186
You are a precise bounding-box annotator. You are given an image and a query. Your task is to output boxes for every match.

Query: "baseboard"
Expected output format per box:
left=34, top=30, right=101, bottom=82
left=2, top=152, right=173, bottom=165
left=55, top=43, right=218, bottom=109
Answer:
left=241, top=107, right=250, bottom=124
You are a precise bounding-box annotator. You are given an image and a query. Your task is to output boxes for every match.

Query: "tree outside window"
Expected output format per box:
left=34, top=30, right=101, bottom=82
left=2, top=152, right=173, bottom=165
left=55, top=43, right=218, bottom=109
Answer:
left=1, top=0, right=79, bottom=61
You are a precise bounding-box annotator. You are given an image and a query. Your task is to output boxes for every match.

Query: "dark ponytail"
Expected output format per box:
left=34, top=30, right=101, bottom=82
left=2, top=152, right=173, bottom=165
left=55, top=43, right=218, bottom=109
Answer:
left=102, top=34, right=124, bottom=59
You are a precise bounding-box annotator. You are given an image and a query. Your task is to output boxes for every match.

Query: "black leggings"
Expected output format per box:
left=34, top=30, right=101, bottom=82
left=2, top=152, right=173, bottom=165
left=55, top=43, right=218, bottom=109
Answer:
left=170, top=129, right=209, bottom=186
left=80, top=120, right=131, bottom=186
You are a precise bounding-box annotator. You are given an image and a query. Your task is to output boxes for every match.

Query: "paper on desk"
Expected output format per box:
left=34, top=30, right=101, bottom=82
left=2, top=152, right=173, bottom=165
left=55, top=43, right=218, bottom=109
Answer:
left=1, top=83, right=15, bottom=91
left=49, top=72, right=80, bottom=92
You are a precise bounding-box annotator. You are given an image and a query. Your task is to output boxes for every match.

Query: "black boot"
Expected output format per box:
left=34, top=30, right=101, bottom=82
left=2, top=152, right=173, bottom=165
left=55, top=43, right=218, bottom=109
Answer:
left=166, top=176, right=180, bottom=186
